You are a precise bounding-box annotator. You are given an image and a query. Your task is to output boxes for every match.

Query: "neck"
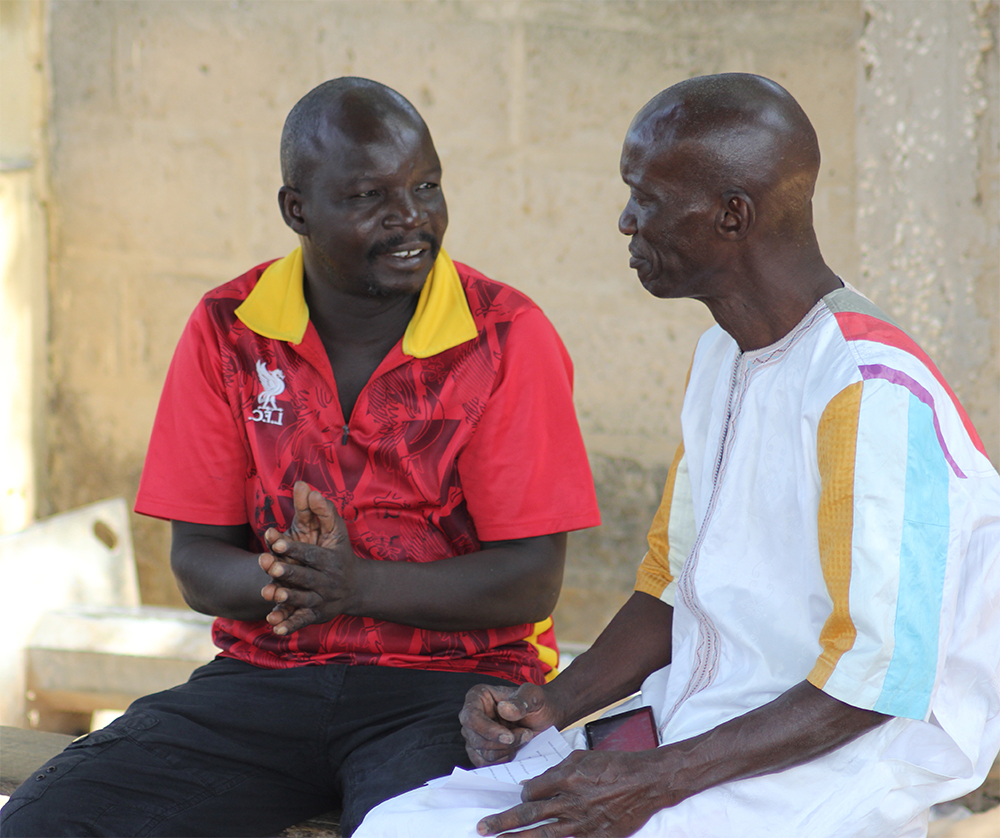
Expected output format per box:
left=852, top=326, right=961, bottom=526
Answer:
left=304, top=272, right=420, bottom=350
left=704, top=246, right=841, bottom=352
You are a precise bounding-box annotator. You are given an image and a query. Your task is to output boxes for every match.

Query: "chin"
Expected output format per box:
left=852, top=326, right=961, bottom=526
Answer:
left=638, top=275, right=670, bottom=298
left=364, top=272, right=428, bottom=299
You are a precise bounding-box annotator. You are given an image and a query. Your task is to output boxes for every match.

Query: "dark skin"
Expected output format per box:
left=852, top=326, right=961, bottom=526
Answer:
left=461, top=75, right=889, bottom=837
left=171, top=83, right=567, bottom=635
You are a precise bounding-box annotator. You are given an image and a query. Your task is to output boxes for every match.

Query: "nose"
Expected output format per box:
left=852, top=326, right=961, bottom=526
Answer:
left=618, top=201, right=637, bottom=236
left=385, top=190, right=422, bottom=229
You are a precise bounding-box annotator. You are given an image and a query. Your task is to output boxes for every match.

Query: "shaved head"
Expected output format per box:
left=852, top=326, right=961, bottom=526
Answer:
left=280, top=77, right=427, bottom=190
left=628, top=73, right=820, bottom=238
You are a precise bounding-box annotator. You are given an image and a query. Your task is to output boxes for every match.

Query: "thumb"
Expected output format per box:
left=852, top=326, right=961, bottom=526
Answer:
left=497, top=683, right=545, bottom=723
left=309, top=490, right=346, bottom=542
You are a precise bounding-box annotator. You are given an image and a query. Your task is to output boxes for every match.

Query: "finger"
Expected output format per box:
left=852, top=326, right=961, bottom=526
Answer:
left=268, top=604, right=321, bottom=636
left=461, top=685, right=520, bottom=745
left=263, top=556, right=322, bottom=589
left=497, top=683, right=547, bottom=724
left=261, top=581, right=320, bottom=612
left=293, top=480, right=313, bottom=512
left=497, top=821, right=570, bottom=838
left=264, top=527, right=282, bottom=548
left=269, top=537, right=322, bottom=568
left=477, top=800, right=562, bottom=837
left=265, top=601, right=294, bottom=623
left=466, top=744, right=517, bottom=767
left=519, top=766, right=571, bottom=803
left=307, top=489, right=345, bottom=544
left=288, top=481, right=319, bottom=543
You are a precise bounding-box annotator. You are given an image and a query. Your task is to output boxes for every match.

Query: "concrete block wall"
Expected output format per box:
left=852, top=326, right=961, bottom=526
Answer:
left=28, top=0, right=998, bottom=644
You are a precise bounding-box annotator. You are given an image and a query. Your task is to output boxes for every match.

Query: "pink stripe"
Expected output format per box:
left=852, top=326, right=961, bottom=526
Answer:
left=834, top=311, right=987, bottom=458
left=860, top=364, right=965, bottom=479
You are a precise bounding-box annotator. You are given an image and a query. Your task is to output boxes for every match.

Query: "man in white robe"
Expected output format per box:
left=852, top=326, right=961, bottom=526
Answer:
left=355, top=73, right=1000, bottom=838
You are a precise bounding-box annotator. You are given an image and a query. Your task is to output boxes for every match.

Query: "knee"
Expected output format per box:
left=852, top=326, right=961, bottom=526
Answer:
left=1, top=789, right=86, bottom=837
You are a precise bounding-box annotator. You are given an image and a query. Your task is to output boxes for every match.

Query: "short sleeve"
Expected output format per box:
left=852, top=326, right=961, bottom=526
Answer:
left=635, top=442, right=693, bottom=607
left=134, top=301, right=251, bottom=525
left=808, top=378, right=952, bottom=720
left=458, top=307, right=601, bottom=541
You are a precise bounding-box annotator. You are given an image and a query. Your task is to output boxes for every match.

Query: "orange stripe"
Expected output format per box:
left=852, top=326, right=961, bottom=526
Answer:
left=808, top=382, right=862, bottom=689
left=635, top=441, right=685, bottom=597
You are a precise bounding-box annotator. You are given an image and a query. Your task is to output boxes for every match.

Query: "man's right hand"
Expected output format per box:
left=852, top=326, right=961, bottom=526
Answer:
left=258, top=482, right=363, bottom=635
left=460, top=682, right=560, bottom=766
left=271, top=480, right=340, bottom=548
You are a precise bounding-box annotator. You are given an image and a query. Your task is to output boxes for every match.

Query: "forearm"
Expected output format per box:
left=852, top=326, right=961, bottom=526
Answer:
left=348, top=534, right=566, bottom=631
left=650, top=680, right=891, bottom=808
left=171, top=522, right=273, bottom=621
left=545, top=591, right=674, bottom=729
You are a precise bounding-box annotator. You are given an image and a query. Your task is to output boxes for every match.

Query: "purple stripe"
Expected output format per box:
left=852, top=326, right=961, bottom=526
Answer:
left=859, top=364, right=966, bottom=479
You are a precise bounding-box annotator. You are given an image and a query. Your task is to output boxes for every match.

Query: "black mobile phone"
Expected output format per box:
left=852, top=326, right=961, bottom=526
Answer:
left=584, top=705, right=659, bottom=752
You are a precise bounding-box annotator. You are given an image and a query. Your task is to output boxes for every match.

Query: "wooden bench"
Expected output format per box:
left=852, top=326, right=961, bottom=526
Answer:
left=25, top=604, right=217, bottom=732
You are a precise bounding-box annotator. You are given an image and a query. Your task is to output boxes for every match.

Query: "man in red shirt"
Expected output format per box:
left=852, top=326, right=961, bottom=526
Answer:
left=1, top=77, right=599, bottom=837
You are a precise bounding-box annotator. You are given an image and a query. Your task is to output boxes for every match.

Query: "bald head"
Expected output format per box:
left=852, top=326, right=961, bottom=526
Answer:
left=627, top=73, right=820, bottom=237
left=280, top=77, right=428, bottom=190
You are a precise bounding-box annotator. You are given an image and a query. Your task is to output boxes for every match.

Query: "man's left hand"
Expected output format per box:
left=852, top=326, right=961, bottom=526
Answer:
left=258, top=482, right=364, bottom=634
left=477, top=748, right=671, bottom=838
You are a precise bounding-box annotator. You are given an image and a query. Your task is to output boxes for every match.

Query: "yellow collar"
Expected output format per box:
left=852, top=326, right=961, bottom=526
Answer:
left=234, top=247, right=478, bottom=357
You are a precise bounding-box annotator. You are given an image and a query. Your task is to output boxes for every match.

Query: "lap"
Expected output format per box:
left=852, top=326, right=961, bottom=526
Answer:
left=0, top=659, right=516, bottom=838
left=0, top=658, right=336, bottom=836
left=332, top=667, right=517, bottom=835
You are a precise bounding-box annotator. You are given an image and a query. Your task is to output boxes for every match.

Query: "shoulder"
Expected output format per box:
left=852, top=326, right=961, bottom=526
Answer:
left=454, top=260, right=546, bottom=326
left=819, top=284, right=992, bottom=474
left=820, top=284, right=948, bottom=391
left=191, top=259, right=279, bottom=332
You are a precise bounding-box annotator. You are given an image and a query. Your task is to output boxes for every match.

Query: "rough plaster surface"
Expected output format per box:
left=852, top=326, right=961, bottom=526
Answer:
left=0, top=0, right=49, bottom=534
left=36, top=1, right=995, bottom=643
left=857, top=0, right=999, bottom=462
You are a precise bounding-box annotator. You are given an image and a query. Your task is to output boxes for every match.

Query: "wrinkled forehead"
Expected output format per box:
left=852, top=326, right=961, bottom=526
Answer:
left=620, top=125, right=699, bottom=193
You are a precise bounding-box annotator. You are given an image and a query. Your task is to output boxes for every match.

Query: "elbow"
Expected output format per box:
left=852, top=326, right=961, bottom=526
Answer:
left=524, top=583, right=562, bottom=624
left=170, top=557, right=215, bottom=617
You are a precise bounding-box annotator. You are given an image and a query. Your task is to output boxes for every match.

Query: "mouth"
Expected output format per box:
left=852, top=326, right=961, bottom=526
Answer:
left=370, top=236, right=437, bottom=269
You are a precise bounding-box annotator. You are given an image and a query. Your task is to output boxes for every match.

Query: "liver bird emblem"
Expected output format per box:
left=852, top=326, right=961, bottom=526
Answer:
left=255, top=359, right=286, bottom=411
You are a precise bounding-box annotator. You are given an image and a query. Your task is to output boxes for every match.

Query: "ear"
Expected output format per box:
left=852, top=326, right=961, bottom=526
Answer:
left=278, top=186, right=308, bottom=236
left=715, top=190, right=754, bottom=240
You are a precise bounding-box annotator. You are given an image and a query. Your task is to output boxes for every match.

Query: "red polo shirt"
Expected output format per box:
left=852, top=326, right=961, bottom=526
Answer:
left=136, top=251, right=600, bottom=684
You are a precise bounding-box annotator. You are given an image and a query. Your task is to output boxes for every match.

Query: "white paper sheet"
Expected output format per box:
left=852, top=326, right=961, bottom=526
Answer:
left=427, top=725, right=574, bottom=792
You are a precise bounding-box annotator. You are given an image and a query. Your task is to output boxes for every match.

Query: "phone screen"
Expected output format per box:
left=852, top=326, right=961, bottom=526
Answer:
left=584, top=706, right=659, bottom=752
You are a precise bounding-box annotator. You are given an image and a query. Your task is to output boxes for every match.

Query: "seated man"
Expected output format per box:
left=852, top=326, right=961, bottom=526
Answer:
left=355, top=73, right=1000, bottom=838
left=0, top=78, right=600, bottom=838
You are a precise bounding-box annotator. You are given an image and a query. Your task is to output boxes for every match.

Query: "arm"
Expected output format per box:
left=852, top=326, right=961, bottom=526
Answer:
left=170, top=520, right=272, bottom=621
left=258, top=482, right=567, bottom=634
left=461, top=591, right=674, bottom=765
left=479, top=681, right=889, bottom=838
left=478, top=680, right=888, bottom=838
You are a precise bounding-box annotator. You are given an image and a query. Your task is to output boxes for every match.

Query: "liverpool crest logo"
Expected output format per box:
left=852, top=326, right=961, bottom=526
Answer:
left=249, top=359, right=285, bottom=425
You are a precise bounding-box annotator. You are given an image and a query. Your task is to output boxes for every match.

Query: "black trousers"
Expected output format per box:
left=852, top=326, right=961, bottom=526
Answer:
left=0, top=658, right=515, bottom=837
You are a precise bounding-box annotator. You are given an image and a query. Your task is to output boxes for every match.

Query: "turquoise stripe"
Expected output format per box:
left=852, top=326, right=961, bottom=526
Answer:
left=874, top=394, right=949, bottom=718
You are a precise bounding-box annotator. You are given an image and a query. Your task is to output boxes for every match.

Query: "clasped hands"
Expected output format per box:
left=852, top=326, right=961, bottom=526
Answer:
left=258, top=480, right=362, bottom=636
left=460, top=684, right=673, bottom=838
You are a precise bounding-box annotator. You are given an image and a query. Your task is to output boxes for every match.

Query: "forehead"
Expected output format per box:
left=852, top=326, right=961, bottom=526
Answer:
left=620, top=130, right=691, bottom=194
left=307, top=116, right=440, bottom=187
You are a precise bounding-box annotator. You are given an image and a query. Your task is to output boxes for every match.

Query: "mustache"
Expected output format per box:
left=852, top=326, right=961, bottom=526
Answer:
left=367, top=232, right=439, bottom=261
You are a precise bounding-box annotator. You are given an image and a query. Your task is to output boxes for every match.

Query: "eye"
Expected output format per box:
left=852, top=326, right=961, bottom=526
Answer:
left=416, top=182, right=440, bottom=191
left=351, top=190, right=379, bottom=199
left=630, top=189, right=650, bottom=209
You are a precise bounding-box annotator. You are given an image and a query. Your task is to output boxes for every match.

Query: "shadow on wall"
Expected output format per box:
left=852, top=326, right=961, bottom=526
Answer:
left=555, top=453, right=669, bottom=645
